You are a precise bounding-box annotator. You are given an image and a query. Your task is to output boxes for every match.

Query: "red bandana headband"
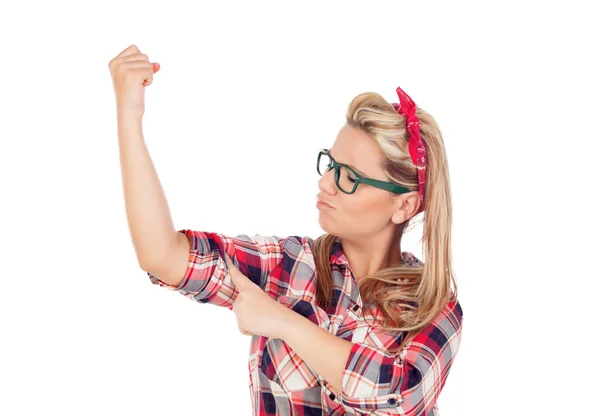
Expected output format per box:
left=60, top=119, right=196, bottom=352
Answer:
left=391, top=86, right=427, bottom=214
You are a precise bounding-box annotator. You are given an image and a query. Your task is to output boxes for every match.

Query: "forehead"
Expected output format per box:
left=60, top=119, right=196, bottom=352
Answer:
left=328, top=125, right=384, bottom=177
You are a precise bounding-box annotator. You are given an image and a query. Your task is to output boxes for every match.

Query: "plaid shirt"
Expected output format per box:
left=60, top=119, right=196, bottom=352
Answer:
left=146, top=229, right=463, bottom=416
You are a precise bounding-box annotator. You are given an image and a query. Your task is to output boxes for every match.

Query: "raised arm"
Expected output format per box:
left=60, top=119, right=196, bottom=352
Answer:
left=109, top=45, right=179, bottom=272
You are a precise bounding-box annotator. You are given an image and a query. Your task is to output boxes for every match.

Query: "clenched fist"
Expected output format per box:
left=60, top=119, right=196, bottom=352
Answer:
left=108, top=44, right=160, bottom=118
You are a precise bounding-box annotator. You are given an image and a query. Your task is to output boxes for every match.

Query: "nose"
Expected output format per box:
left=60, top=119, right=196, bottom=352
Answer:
left=318, top=167, right=337, bottom=194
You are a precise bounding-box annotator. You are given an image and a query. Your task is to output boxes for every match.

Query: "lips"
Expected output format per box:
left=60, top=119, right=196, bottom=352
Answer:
left=316, top=196, right=333, bottom=208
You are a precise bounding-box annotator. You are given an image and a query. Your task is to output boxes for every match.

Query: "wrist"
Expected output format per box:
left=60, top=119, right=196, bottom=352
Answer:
left=116, top=106, right=144, bottom=121
left=117, top=111, right=143, bottom=131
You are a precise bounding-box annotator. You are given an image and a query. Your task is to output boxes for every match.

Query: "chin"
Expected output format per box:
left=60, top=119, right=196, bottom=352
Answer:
left=317, top=217, right=333, bottom=234
left=319, top=221, right=344, bottom=240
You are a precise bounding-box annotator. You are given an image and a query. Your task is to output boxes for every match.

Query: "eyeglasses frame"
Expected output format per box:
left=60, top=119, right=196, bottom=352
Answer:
left=317, top=148, right=413, bottom=195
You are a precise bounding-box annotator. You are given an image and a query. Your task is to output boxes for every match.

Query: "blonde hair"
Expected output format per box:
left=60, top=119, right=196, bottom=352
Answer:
left=310, top=90, right=458, bottom=354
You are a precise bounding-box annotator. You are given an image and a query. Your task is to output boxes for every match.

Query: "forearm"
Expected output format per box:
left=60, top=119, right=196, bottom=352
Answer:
left=117, top=111, right=178, bottom=269
left=281, top=309, right=354, bottom=395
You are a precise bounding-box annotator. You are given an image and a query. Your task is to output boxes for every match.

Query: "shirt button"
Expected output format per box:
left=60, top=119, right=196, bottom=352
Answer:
left=352, top=304, right=359, bottom=311
left=387, top=398, right=397, bottom=405
left=329, top=393, right=336, bottom=400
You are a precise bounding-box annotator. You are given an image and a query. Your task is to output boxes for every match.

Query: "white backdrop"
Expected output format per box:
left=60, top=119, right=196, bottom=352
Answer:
left=1, top=0, right=598, bottom=415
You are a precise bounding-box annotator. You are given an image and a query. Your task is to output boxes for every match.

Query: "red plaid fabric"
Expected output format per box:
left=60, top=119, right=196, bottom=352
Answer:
left=147, top=229, right=463, bottom=415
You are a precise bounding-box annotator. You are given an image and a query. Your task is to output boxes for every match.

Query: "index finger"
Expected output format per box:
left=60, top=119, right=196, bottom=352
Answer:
left=116, top=44, right=141, bottom=58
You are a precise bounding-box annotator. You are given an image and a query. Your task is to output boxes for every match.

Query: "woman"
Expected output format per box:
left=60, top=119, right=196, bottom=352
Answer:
left=110, top=44, right=463, bottom=416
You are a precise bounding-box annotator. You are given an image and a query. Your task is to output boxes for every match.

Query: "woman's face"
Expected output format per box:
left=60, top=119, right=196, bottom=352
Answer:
left=316, top=124, right=413, bottom=241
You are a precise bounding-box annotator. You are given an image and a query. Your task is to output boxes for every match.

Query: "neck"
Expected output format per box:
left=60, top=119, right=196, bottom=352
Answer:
left=340, top=229, right=403, bottom=281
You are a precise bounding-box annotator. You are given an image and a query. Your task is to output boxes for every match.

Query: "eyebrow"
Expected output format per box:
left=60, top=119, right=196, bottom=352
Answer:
left=327, top=149, right=366, bottom=176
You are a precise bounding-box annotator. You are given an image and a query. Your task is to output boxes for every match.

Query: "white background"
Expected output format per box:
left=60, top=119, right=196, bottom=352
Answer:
left=1, top=0, right=598, bottom=415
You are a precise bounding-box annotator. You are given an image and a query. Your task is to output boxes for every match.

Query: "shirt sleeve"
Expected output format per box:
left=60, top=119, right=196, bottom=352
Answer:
left=339, top=300, right=463, bottom=415
left=146, top=228, right=286, bottom=310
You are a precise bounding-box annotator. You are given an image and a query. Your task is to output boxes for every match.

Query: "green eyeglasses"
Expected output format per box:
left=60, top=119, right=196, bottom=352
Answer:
left=317, top=148, right=413, bottom=195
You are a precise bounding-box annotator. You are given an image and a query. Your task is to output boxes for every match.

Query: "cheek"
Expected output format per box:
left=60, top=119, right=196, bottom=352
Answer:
left=349, top=195, right=389, bottom=222
left=350, top=193, right=381, bottom=213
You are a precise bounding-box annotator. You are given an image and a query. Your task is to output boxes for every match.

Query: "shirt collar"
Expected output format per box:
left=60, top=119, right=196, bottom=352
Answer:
left=329, top=236, right=350, bottom=267
left=328, top=236, right=422, bottom=268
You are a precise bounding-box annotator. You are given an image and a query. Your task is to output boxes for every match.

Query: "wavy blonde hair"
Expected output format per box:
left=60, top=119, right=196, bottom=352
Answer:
left=309, top=90, right=458, bottom=354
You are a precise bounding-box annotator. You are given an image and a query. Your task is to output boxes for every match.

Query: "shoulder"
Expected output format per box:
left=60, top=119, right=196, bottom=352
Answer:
left=275, top=235, right=317, bottom=254
left=447, top=297, right=463, bottom=325
left=396, top=252, right=462, bottom=322
left=400, top=251, right=424, bottom=267
left=269, top=235, right=314, bottom=253
left=220, top=233, right=310, bottom=256
left=257, top=235, right=318, bottom=271
left=429, top=298, right=463, bottom=345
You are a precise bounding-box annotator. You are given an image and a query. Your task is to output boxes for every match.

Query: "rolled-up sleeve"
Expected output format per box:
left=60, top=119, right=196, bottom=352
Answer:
left=339, top=300, right=463, bottom=415
left=146, top=229, right=286, bottom=310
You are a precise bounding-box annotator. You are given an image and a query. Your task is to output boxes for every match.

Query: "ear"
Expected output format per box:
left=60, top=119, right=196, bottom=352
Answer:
left=391, top=191, right=421, bottom=224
